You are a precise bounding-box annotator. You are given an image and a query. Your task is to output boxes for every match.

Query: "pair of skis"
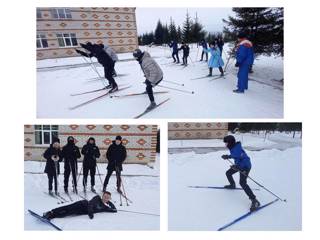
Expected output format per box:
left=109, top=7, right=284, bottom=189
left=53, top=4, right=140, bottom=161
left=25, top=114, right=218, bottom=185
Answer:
left=188, top=185, right=260, bottom=191
left=28, top=210, right=62, bottom=231
left=43, top=192, right=69, bottom=205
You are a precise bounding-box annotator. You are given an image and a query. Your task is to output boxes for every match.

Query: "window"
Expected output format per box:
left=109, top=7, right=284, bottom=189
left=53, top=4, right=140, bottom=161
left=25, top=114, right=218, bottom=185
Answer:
left=36, top=34, right=48, bottom=48
left=51, top=8, right=72, bottom=19
left=56, top=33, right=78, bottom=47
left=36, top=9, right=42, bottom=18
left=34, top=125, right=59, bottom=145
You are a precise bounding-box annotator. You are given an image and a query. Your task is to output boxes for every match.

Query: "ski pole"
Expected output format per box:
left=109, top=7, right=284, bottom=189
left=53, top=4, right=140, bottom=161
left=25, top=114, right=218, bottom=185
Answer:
left=163, top=80, right=184, bottom=86
left=95, top=164, right=104, bottom=187
left=157, top=84, right=194, bottom=94
left=188, top=56, right=195, bottom=66
left=224, top=44, right=236, bottom=72
left=76, top=164, right=83, bottom=187
left=195, top=46, right=200, bottom=62
left=117, top=209, right=160, bottom=216
left=120, top=175, right=129, bottom=206
left=225, top=159, right=287, bottom=202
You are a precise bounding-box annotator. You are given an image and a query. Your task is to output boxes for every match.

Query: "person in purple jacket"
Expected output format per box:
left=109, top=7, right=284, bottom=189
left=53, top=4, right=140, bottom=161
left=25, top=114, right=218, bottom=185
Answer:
left=222, top=135, right=260, bottom=211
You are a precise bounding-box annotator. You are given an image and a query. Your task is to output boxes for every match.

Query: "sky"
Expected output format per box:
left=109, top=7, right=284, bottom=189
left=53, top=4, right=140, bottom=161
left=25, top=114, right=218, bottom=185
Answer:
left=136, top=8, right=234, bottom=35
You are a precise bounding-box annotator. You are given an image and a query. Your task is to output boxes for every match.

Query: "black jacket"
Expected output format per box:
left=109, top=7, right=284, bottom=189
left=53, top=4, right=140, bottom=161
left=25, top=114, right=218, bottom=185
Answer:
left=106, top=141, right=127, bottom=171
left=178, top=45, right=190, bottom=57
left=77, top=44, right=114, bottom=68
left=88, top=195, right=117, bottom=219
left=81, top=143, right=100, bottom=168
left=43, top=145, right=62, bottom=175
left=62, top=143, right=81, bottom=167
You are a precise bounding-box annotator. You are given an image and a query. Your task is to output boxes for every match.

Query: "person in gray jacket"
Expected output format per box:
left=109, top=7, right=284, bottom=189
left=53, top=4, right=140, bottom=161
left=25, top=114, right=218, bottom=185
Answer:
left=133, top=49, right=163, bottom=110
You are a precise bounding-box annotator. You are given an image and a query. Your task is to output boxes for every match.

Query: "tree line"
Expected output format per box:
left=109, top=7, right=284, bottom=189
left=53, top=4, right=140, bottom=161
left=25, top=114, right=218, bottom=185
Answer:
left=228, top=123, right=302, bottom=133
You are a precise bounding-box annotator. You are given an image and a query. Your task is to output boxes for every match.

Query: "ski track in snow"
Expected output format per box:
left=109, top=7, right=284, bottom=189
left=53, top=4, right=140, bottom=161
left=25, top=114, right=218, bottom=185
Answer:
left=37, top=44, right=283, bottom=118
left=168, top=133, right=301, bottom=231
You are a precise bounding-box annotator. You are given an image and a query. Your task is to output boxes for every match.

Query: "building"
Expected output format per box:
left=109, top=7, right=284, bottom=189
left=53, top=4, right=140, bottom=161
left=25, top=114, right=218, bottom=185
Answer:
left=36, top=7, right=138, bottom=60
left=24, top=124, right=158, bottom=164
left=168, top=122, right=228, bottom=140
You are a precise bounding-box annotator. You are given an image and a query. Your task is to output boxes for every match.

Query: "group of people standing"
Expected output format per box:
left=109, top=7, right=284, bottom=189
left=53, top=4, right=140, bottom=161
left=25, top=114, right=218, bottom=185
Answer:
left=43, top=135, right=127, bottom=195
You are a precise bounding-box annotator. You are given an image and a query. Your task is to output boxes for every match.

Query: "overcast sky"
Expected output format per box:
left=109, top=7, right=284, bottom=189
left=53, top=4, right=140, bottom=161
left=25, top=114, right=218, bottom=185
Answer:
left=136, top=8, right=234, bottom=35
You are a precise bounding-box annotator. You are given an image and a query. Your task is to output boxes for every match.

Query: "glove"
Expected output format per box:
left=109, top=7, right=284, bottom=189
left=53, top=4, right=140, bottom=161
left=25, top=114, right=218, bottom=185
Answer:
left=75, top=49, right=81, bottom=54
left=235, top=62, right=240, bottom=67
left=221, top=154, right=230, bottom=160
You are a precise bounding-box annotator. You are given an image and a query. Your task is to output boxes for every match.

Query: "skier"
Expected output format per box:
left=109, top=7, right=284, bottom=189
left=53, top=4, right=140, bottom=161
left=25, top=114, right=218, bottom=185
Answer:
left=203, top=42, right=224, bottom=77
left=43, top=137, right=62, bottom=195
left=233, top=32, right=254, bottom=93
left=133, top=48, right=163, bottom=110
left=81, top=137, right=101, bottom=193
left=43, top=191, right=116, bottom=220
left=169, top=40, right=180, bottom=63
left=62, top=136, right=81, bottom=194
left=221, top=135, right=260, bottom=212
left=216, top=37, right=224, bottom=56
left=75, top=42, right=118, bottom=92
left=99, top=43, right=119, bottom=77
left=199, top=39, right=208, bottom=61
left=178, top=42, right=190, bottom=66
left=103, top=136, right=127, bottom=193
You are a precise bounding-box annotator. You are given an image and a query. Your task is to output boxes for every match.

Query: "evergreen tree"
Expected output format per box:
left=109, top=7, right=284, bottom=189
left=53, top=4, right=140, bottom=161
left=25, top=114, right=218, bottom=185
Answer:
left=191, top=13, right=207, bottom=43
left=154, top=20, right=164, bottom=45
left=169, top=17, right=178, bottom=42
left=163, top=24, right=170, bottom=45
left=223, top=7, right=284, bottom=56
left=182, top=10, right=193, bottom=43
left=177, top=26, right=182, bottom=42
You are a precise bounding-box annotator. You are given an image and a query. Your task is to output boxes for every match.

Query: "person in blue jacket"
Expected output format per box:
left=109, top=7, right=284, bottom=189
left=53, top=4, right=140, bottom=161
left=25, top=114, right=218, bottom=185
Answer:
left=233, top=32, right=254, bottom=93
left=221, top=135, right=260, bottom=211
left=199, top=39, right=208, bottom=61
left=169, top=40, right=180, bottom=64
left=203, top=42, right=224, bottom=77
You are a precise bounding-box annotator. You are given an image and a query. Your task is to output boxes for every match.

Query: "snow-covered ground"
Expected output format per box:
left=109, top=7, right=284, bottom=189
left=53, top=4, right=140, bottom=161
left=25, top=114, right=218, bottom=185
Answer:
left=24, top=155, right=160, bottom=230
left=37, top=44, right=283, bottom=118
left=168, top=133, right=301, bottom=231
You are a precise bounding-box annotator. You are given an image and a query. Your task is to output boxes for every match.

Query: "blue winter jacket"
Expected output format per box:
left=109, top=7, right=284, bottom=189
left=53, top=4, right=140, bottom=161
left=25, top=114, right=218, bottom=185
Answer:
left=169, top=41, right=178, bottom=53
left=204, top=47, right=224, bottom=68
left=236, top=40, right=254, bottom=66
left=229, top=142, right=251, bottom=170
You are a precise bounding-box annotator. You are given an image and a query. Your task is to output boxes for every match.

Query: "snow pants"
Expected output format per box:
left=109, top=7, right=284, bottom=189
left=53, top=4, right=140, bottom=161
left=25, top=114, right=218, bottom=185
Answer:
left=145, top=78, right=162, bottom=103
left=64, top=160, right=78, bottom=189
left=237, top=64, right=249, bottom=92
left=103, top=168, right=122, bottom=190
left=51, top=200, right=88, bottom=218
left=226, top=167, right=256, bottom=200
left=182, top=55, right=188, bottom=65
left=103, top=62, right=117, bottom=87
left=201, top=50, right=208, bottom=61
left=83, top=164, right=96, bottom=187
left=172, top=52, right=180, bottom=63
left=47, top=173, right=58, bottom=192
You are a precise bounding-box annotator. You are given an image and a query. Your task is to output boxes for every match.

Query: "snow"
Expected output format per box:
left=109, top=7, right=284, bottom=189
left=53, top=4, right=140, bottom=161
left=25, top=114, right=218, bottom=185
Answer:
left=24, top=155, right=160, bottom=230
left=37, top=44, right=283, bottom=118
left=168, top=133, right=301, bottom=230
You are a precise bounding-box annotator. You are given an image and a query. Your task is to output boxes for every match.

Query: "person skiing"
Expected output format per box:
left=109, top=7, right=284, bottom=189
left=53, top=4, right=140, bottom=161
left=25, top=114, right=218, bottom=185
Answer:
left=43, top=191, right=116, bottom=220
left=81, top=137, right=101, bottom=193
left=221, top=135, right=260, bottom=212
left=103, top=136, right=127, bottom=193
left=133, top=48, right=163, bottom=110
left=199, top=39, right=208, bottom=61
left=75, top=42, right=118, bottom=92
left=62, top=136, right=81, bottom=194
left=169, top=40, right=180, bottom=63
left=233, top=32, right=254, bottom=93
left=43, top=137, right=62, bottom=195
left=99, top=43, right=119, bottom=77
left=216, top=37, right=224, bottom=56
left=178, top=42, right=190, bottom=66
left=203, top=42, right=224, bottom=77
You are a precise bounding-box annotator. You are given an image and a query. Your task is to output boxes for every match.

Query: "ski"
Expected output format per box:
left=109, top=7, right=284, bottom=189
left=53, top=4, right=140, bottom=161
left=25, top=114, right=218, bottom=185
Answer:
left=188, top=186, right=260, bottom=191
left=117, top=209, right=159, bottom=216
left=115, top=187, right=133, bottom=204
left=43, top=192, right=67, bottom=204
left=55, top=193, right=68, bottom=202
left=69, top=86, right=131, bottom=110
left=217, top=199, right=279, bottom=231
left=70, top=86, right=108, bottom=96
left=110, top=91, right=169, bottom=99
left=134, top=98, right=170, bottom=119
left=28, top=210, right=62, bottom=231
left=64, top=192, right=73, bottom=202
left=210, top=73, right=229, bottom=81
left=190, top=75, right=220, bottom=80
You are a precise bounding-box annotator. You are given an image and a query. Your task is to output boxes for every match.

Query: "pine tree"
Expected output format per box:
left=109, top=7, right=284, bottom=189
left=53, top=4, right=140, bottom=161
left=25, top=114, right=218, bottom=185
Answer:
left=163, top=24, right=170, bottom=45
left=182, top=10, right=193, bottom=43
left=223, top=7, right=284, bottom=56
left=177, top=26, right=182, bottom=42
left=169, top=17, right=178, bottom=42
left=154, top=19, right=164, bottom=45
left=191, top=12, right=206, bottom=43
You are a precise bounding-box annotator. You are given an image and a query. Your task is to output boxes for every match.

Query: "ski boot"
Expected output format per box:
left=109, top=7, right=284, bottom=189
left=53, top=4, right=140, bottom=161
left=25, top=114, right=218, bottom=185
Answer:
left=64, top=187, right=68, bottom=194
left=73, top=187, right=78, bottom=194
left=91, top=186, right=96, bottom=193
left=250, top=198, right=261, bottom=212
left=43, top=211, right=54, bottom=220
left=83, top=185, right=87, bottom=193
left=54, top=190, right=59, bottom=196
left=109, top=84, right=118, bottom=93
left=220, top=72, right=224, bottom=77
left=233, top=89, right=244, bottom=94
left=48, top=190, right=54, bottom=196
left=224, top=184, right=236, bottom=189
left=146, top=101, right=156, bottom=111
left=105, top=84, right=112, bottom=89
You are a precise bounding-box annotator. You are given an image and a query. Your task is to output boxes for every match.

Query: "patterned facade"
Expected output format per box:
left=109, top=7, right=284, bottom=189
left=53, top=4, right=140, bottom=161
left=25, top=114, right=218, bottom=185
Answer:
left=36, top=7, right=138, bottom=60
left=24, top=125, right=158, bottom=164
left=168, top=122, right=228, bottom=140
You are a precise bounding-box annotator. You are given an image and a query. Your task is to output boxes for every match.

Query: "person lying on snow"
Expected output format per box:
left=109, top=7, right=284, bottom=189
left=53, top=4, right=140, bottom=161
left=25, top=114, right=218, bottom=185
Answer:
left=221, top=135, right=260, bottom=211
left=43, top=191, right=116, bottom=220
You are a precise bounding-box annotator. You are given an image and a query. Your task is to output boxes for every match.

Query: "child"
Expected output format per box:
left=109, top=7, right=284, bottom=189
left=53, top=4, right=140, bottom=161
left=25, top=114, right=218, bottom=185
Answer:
left=178, top=42, right=190, bottom=66
left=221, top=135, right=260, bottom=212
left=204, top=42, right=224, bottom=77
left=43, top=137, right=62, bottom=195
left=169, top=40, right=180, bottom=63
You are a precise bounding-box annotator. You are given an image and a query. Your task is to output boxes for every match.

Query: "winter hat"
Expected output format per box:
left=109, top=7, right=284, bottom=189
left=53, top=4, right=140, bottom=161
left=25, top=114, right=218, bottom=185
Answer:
left=88, top=137, right=95, bottom=144
left=67, top=136, right=74, bottom=144
left=223, top=135, right=236, bottom=149
left=115, top=135, right=122, bottom=141
left=133, top=49, right=143, bottom=59
left=52, top=137, right=60, bottom=144
left=237, top=31, right=247, bottom=39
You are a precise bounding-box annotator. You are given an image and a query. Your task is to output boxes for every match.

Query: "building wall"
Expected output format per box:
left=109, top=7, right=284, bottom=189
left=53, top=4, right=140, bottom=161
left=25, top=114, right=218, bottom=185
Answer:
left=168, top=122, right=228, bottom=140
left=24, top=124, right=158, bottom=164
left=36, top=7, right=138, bottom=60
